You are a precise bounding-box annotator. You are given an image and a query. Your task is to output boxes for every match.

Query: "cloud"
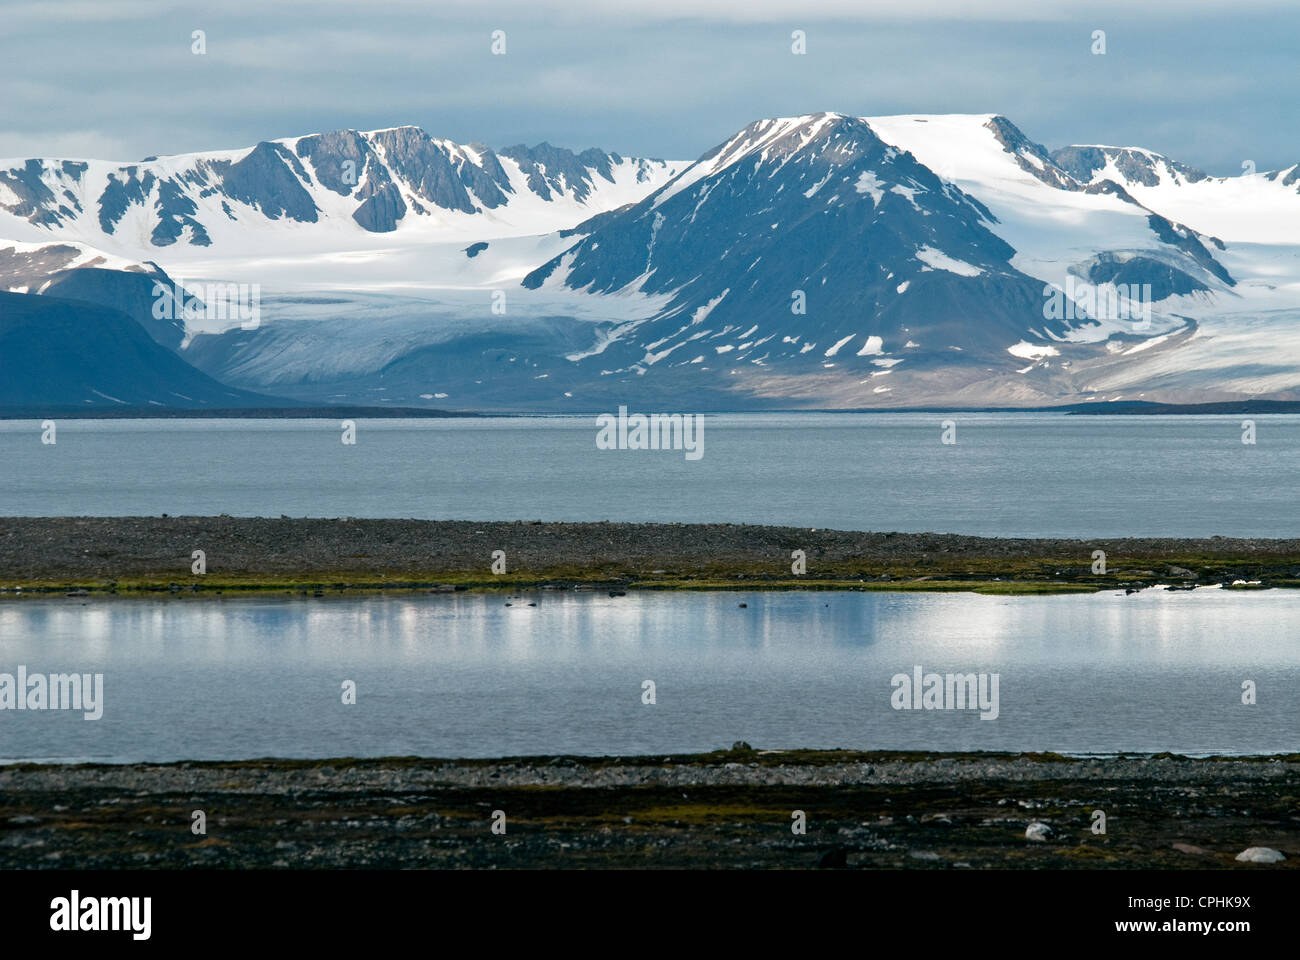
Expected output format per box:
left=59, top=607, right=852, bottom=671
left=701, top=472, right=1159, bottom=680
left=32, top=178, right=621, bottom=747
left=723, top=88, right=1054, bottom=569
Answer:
left=0, top=130, right=136, bottom=163
left=0, top=2, right=1293, bottom=177
left=4, top=0, right=1289, bottom=27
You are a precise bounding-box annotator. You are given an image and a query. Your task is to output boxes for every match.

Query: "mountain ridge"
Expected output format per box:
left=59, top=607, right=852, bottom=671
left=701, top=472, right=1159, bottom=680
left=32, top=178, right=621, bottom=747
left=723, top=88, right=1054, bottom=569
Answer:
left=2, top=112, right=1298, bottom=411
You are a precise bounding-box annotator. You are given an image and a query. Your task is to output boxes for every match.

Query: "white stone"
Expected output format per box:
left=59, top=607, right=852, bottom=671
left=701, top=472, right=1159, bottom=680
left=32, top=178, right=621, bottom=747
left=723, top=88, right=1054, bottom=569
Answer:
left=1235, top=847, right=1285, bottom=863
left=1025, top=821, right=1052, bottom=842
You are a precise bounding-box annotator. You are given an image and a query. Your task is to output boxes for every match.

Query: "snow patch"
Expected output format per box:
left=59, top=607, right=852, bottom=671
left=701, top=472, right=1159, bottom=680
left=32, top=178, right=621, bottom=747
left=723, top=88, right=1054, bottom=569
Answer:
left=1007, top=341, right=1060, bottom=359
left=915, top=245, right=983, bottom=277
left=691, top=288, right=729, bottom=324
left=824, top=334, right=856, bottom=357
left=854, top=171, right=884, bottom=206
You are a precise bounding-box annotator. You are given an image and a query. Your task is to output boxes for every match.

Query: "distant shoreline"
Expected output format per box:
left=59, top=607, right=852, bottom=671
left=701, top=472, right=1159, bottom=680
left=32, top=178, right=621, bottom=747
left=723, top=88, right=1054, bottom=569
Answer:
left=0, top=406, right=480, bottom=420
left=3, top=399, right=1300, bottom=419
left=3, top=517, right=1298, bottom=597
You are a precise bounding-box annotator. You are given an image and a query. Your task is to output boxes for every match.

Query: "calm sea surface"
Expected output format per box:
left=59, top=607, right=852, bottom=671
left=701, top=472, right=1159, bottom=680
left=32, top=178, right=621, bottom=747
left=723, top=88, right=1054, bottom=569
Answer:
left=1, top=413, right=1297, bottom=537
left=1, top=589, right=1295, bottom=762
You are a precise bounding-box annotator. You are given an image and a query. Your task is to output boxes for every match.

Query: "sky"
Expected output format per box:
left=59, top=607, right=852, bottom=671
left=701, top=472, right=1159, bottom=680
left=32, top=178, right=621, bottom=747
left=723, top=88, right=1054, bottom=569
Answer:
left=1, top=0, right=1294, bottom=176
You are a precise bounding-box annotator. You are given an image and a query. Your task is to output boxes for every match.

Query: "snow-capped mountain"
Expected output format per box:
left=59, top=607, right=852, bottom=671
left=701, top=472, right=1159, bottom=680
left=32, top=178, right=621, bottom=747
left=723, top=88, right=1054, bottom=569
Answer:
left=2, top=114, right=1299, bottom=410
left=0, top=237, right=192, bottom=349
left=520, top=113, right=1069, bottom=404
left=867, top=114, right=1236, bottom=301
left=0, top=126, right=689, bottom=409
left=863, top=115, right=1300, bottom=403
left=513, top=112, right=1264, bottom=407
left=0, top=127, right=685, bottom=253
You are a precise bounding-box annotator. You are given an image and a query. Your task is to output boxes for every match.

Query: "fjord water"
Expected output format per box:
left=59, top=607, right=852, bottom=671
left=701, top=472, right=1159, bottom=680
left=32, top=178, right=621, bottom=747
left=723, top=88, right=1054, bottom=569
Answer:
left=2, top=589, right=1296, bottom=763
left=2, top=413, right=1300, bottom=537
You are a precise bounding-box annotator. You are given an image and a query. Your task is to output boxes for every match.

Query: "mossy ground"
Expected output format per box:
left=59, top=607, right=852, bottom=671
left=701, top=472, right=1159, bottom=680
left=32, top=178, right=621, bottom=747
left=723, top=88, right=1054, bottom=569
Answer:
left=7, top=552, right=1299, bottom=597
left=5, top=518, right=1300, bottom=597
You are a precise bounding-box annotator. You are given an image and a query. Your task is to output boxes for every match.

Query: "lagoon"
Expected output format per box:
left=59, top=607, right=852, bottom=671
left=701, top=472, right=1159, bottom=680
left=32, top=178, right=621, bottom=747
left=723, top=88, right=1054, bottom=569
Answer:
left=1, top=588, right=1295, bottom=762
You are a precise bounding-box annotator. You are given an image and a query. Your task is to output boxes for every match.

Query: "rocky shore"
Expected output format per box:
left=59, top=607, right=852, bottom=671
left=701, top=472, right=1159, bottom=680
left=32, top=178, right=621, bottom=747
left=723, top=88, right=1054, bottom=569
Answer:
left=1, top=749, right=1296, bottom=869
left=3, top=517, right=1300, bottom=595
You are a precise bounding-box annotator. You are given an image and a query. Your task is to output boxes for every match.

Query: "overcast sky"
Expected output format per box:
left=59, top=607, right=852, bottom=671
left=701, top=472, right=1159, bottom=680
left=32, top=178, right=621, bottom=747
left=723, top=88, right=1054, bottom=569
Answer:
left=1, top=0, right=1294, bottom=175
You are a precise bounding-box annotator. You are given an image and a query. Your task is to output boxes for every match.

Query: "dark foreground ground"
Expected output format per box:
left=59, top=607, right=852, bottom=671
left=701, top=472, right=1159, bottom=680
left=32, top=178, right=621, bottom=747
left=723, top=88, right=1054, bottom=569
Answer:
left=1, top=749, right=1295, bottom=869
left=4, top=517, right=1300, bottom=595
